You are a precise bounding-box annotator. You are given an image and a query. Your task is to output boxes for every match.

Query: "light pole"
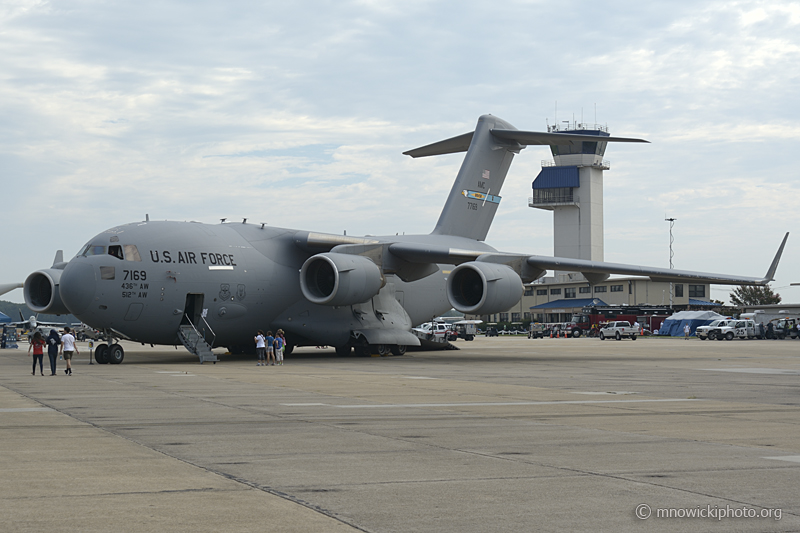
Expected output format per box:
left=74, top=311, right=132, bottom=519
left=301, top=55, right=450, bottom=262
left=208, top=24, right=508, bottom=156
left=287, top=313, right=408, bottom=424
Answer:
left=665, top=217, right=676, bottom=307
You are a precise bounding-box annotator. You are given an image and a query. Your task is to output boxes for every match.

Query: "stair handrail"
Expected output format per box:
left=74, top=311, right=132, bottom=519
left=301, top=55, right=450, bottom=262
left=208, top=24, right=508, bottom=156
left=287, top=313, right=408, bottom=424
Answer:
left=182, top=315, right=204, bottom=354
left=200, top=315, right=216, bottom=348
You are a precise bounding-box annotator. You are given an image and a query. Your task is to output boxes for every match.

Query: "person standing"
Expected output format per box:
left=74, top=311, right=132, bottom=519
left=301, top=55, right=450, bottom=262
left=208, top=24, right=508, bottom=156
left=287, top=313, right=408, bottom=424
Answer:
left=277, top=330, right=287, bottom=365
left=47, top=329, right=61, bottom=376
left=28, top=331, right=46, bottom=376
left=254, top=330, right=266, bottom=366
left=683, top=323, right=691, bottom=340
left=60, top=326, right=79, bottom=375
left=265, top=330, right=275, bottom=366
left=274, top=330, right=284, bottom=365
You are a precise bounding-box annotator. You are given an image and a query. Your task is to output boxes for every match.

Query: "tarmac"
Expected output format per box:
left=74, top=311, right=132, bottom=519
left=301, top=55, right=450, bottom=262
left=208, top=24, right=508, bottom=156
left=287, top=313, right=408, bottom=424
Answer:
left=1, top=335, right=799, bottom=532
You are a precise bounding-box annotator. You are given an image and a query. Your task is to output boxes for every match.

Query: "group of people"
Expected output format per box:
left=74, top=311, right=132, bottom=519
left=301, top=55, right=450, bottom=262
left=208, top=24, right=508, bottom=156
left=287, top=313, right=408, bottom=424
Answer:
left=27, top=326, right=79, bottom=376
left=254, top=329, right=286, bottom=366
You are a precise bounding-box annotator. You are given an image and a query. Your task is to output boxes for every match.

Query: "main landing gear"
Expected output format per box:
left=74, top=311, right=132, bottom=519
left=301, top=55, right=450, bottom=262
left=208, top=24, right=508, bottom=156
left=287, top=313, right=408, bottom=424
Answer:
left=94, top=335, right=125, bottom=365
left=339, top=339, right=408, bottom=357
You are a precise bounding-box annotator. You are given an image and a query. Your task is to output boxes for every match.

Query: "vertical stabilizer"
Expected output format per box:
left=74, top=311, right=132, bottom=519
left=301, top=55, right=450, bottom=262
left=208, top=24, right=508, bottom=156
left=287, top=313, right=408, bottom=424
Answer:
left=431, top=115, right=521, bottom=241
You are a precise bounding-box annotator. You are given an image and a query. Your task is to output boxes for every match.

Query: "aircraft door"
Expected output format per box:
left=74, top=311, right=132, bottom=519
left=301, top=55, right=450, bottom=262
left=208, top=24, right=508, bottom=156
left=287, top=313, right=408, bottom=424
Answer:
left=182, top=293, right=205, bottom=327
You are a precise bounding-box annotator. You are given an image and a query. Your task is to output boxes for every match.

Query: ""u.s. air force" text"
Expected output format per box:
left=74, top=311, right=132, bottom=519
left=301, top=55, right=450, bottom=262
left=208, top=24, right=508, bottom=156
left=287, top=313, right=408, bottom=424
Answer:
left=148, top=250, right=237, bottom=266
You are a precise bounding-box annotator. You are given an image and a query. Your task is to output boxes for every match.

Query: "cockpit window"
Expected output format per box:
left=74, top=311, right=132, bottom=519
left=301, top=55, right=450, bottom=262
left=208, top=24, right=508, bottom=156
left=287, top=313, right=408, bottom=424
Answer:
left=109, top=245, right=124, bottom=260
left=81, top=244, right=106, bottom=256
left=123, top=245, right=142, bottom=262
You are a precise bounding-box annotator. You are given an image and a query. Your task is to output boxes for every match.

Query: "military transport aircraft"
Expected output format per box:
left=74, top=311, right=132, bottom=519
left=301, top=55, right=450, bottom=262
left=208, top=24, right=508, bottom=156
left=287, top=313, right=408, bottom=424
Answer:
left=1, top=115, right=788, bottom=364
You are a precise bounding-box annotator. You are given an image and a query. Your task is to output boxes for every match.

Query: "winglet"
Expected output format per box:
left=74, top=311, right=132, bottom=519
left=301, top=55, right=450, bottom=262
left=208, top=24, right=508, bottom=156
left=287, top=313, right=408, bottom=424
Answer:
left=761, top=232, right=789, bottom=283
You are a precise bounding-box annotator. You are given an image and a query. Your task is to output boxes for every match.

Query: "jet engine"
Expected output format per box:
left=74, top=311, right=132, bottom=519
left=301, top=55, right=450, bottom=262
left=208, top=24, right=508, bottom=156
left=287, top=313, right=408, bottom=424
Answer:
left=24, top=268, right=71, bottom=315
left=446, top=261, right=523, bottom=315
left=300, top=253, right=384, bottom=306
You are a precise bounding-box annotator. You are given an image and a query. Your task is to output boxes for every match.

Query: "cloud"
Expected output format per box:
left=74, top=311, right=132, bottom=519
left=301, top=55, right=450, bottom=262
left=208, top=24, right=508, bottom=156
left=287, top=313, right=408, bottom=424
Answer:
left=1, top=0, right=799, bottom=305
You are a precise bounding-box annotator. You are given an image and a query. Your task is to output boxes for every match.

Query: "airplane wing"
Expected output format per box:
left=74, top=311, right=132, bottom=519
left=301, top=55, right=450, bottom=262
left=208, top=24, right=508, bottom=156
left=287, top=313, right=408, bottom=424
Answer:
left=0, top=283, right=22, bottom=297
left=388, top=232, right=788, bottom=286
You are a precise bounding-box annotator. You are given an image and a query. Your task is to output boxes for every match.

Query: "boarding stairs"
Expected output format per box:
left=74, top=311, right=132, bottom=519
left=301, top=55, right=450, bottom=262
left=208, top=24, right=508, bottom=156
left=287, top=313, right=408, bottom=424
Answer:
left=178, top=322, right=218, bottom=364
left=410, top=329, right=459, bottom=351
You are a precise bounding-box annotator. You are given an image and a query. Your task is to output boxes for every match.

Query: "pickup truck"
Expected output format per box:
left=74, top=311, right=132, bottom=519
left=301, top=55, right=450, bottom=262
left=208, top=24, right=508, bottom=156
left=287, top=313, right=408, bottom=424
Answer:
left=599, top=321, right=638, bottom=341
left=714, top=319, right=759, bottom=340
left=696, top=319, right=736, bottom=340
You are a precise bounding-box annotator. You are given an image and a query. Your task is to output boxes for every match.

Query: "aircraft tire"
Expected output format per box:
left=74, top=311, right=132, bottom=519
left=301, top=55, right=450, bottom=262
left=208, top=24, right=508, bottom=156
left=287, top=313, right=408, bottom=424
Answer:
left=95, top=343, right=109, bottom=364
left=353, top=340, right=371, bottom=357
left=390, top=345, right=407, bottom=356
left=377, top=344, right=390, bottom=356
left=335, top=345, right=351, bottom=357
left=108, top=344, right=124, bottom=364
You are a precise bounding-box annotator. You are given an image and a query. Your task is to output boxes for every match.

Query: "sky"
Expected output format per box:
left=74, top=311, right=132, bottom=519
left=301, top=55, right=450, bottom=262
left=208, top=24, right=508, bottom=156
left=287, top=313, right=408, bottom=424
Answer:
left=2, top=0, right=799, bottom=304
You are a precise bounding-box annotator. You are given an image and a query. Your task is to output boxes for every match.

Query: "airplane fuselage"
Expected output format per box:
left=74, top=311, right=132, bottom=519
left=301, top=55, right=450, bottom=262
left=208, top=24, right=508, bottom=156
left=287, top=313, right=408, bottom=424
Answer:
left=56, top=221, right=492, bottom=351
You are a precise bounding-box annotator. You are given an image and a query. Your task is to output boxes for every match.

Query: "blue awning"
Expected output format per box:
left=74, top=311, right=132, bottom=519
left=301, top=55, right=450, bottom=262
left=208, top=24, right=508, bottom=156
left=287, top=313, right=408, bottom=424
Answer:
left=532, top=166, right=579, bottom=189
left=688, top=298, right=717, bottom=306
left=530, top=298, right=608, bottom=310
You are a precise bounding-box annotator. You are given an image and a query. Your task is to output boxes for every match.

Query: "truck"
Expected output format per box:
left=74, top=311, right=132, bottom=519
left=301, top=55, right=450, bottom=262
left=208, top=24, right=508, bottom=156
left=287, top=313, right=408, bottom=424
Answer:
left=451, top=320, right=481, bottom=341
left=568, top=305, right=671, bottom=337
left=713, top=319, right=759, bottom=340
left=766, top=318, right=799, bottom=340
left=599, top=321, right=638, bottom=341
left=695, top=319, right=735, bottom=340
left=528, top=323, right=546, bottom=339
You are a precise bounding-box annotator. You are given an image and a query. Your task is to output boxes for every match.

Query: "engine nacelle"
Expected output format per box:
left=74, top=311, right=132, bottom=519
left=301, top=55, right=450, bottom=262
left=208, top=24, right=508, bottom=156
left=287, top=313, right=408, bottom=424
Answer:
left=447, top=261, right=523, bottom=315
left=300, top=253, right=384, bottom=306
left=24, top=268, right=71, bottom=315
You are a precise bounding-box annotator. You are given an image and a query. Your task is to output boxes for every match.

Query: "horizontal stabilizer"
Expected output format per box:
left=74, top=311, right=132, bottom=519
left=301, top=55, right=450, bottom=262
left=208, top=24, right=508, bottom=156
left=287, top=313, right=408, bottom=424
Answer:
left=403, top=128, right=648, bottom=158
left=403, top=132, right=474, bottom=158
left=491, top=129, right=649, bottom=146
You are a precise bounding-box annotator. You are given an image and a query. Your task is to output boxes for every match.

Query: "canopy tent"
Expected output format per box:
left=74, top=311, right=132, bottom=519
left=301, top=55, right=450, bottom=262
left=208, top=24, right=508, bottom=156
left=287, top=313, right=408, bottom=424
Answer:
left=658, top=310, right=725, bottom=337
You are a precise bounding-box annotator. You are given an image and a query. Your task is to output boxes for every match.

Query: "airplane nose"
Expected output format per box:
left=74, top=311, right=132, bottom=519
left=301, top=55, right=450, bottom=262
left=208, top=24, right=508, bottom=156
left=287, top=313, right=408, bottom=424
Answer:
left=59, top=261, right=96, bottom=315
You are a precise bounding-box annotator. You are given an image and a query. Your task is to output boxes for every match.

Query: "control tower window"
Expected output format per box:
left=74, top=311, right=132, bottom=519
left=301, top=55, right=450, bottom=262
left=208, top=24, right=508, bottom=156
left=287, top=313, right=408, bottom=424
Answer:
left=123, top=245, right=142, bottom=262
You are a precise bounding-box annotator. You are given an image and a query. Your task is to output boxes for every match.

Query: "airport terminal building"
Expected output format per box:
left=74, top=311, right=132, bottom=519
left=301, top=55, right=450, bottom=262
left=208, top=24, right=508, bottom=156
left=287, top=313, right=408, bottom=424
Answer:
left=486, top=277, right=713, bottom=325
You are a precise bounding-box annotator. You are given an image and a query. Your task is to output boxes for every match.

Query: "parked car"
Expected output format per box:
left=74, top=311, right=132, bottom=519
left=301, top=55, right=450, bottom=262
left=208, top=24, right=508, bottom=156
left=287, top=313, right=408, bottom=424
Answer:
left=599, top=321, right=638, bottom=341
left=413, top=322, right=451, bottom=340
left=696, top=319, right=735, bottom=340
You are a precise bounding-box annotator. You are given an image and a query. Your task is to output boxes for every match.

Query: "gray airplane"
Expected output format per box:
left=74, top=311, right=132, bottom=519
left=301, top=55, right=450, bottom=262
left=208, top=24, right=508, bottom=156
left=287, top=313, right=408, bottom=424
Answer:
left=2, top=115, right=788, bottom=364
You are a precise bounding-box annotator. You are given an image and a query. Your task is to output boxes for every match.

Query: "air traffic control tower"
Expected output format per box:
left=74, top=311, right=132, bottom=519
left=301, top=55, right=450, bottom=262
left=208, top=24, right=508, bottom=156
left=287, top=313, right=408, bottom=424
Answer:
left=529, top=121, right=611, bottom=278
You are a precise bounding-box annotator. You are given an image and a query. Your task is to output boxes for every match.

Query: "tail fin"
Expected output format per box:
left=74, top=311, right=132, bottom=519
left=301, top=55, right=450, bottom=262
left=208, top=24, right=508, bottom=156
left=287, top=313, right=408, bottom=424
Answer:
left=405, top=115, right=520, bottom=241
left=404, top=115, right=648, bottom=242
